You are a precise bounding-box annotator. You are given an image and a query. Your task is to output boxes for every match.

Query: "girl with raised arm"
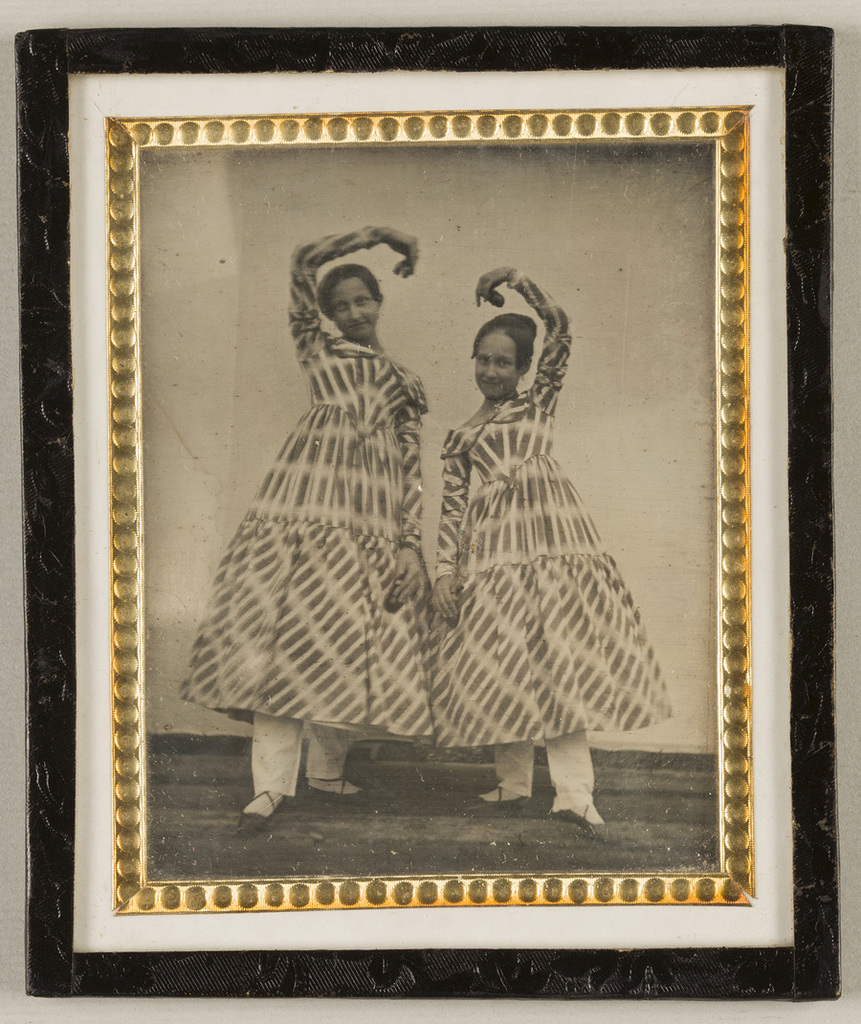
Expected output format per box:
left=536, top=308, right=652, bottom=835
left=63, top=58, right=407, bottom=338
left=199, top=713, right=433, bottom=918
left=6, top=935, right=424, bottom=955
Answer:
left=431, top=268, right=670, bottom=840
left=182, top=227, right=432, bottom=832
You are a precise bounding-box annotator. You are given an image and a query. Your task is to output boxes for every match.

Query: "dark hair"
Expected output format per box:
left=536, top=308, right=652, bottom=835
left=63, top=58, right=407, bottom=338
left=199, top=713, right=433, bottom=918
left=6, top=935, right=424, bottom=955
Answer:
left=317, top=263, right=383, bottom=318
left=472, top=313, right=536, bottom=370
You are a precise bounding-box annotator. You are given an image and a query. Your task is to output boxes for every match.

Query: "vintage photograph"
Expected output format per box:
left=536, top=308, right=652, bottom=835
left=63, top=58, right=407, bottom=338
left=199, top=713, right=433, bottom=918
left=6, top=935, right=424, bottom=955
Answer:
left=13, top=17, right=838, bottom=1007
left=131, top=117, right=725, bottom=895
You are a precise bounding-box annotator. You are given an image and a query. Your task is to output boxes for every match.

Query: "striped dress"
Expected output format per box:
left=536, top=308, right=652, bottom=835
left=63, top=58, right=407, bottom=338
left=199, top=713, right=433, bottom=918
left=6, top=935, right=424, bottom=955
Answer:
left=181, top=229, right=433, bottom=738
left=431, top=273, right=670, bottom=747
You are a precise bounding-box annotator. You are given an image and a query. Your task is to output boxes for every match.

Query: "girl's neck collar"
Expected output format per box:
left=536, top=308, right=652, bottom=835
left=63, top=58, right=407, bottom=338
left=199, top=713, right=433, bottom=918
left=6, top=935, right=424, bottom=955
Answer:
left=483, top=392, right=518, bottom=413
left=334, top=337, right=384, bottom=356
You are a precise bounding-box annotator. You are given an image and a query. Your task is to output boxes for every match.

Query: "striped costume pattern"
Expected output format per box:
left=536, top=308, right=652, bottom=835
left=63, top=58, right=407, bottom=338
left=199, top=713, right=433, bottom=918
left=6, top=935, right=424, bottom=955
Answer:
left=181, top=228, right=433, bottom=737
left=432, top=272, right=670, bottom=747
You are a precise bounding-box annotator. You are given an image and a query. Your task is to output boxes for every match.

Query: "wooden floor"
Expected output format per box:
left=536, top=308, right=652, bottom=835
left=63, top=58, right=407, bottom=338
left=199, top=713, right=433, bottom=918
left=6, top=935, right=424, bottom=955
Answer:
left=145, top=738, right=720, bottom=881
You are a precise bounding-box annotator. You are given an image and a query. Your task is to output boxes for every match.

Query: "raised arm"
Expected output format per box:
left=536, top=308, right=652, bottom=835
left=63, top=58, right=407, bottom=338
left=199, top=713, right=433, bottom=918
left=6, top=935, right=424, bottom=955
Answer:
left=289, top=226, right=419, bottom=358
left=476, top=268, right=572, bottom=414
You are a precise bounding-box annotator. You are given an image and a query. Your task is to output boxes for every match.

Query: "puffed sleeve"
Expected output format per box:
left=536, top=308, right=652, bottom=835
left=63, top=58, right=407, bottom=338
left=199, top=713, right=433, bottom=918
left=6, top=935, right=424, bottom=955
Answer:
left=435, top=447, right=471, bottom=579
left=289, top=226, right=383, bottom=360
left=507, top=271, right=572, bottom=415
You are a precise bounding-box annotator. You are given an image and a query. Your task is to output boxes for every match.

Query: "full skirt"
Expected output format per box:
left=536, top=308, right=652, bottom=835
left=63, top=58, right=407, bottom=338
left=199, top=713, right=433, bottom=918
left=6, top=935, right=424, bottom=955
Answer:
left=430, top=552, right=669, bottom=747
left=182, top=515, right=433, bottom=737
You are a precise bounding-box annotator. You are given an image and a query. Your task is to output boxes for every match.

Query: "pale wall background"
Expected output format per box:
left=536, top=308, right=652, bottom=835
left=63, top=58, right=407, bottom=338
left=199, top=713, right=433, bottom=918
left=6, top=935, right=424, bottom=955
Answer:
left=140, top=140, right=717, bottom=751
left=2, top=2, right=859, bottom=1024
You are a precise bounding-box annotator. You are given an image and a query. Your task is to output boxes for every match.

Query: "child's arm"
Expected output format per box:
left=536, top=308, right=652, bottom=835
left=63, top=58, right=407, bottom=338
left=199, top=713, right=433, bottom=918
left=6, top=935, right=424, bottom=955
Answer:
left=390, top=384, right=431, bottom=602
left=289, top=227, right=418, bottom=357
left=509, top=272, right=572, bottom=413
left=394, top=405, right=424, bottom=556
left=432, top=451, right=471, bottom=621
left=436, top=452, right=471, bottom=577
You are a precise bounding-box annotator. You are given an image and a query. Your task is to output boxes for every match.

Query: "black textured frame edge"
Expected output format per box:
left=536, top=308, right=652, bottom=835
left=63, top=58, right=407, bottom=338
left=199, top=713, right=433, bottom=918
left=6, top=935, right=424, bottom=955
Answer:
left=69, top=947, right=794, bottom=998
left=17, top=25, right=836, bottom=1000
left=783, top=25, right=839, bottom=1002
left=18, top=28, right=75, bottom=999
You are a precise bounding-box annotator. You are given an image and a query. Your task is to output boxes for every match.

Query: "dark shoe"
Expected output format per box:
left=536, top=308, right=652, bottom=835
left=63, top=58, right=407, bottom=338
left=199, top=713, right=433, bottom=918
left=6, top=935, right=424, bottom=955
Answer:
left=471, top=798, right=529, bottom=817
left=471, top=786, right=530, bottom=817
left=236, top=791, right=285, bottom=835
left=236, top=792, right=325, bottom=841
left=550, top=808, right=610, bottom=843
left=306, top=777, right=363, bottom=798
left=236, top=811, right=275, bottom=835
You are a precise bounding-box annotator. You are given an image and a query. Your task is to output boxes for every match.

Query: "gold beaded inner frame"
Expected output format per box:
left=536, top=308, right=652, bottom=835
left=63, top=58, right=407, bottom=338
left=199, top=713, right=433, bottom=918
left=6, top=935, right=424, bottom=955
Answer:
left=107, top=108, right=752, bottom=913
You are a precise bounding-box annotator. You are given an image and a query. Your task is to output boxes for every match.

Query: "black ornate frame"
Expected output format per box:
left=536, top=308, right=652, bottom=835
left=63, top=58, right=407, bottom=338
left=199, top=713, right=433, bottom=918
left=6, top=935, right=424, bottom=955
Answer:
left=17, top=26, right=837, bottom=999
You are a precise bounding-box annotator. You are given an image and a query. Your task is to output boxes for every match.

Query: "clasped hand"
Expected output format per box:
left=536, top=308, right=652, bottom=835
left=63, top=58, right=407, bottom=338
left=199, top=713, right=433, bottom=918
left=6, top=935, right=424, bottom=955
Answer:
left=431, top=575, right=462, bottom=624
left=391, top=547, right=425, bottom=603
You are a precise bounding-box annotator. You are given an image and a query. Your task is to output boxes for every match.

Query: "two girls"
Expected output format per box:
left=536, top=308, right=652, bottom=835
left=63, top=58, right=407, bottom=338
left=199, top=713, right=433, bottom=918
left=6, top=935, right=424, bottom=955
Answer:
left=183, top=228, right=669, bottom=839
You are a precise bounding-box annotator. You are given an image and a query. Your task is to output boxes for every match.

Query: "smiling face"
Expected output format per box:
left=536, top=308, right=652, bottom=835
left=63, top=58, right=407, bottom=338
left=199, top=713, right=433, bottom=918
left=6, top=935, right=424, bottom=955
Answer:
left=329, top=277, right=382, bottom=346
left=474, top=331, right=525, bottom=402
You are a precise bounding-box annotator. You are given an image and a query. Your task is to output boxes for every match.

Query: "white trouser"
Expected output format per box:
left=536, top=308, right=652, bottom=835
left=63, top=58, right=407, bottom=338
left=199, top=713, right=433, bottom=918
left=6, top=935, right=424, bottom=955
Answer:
left=495, top=730, right=595, bottom=813
left=251, top=713, right=351, bottom=797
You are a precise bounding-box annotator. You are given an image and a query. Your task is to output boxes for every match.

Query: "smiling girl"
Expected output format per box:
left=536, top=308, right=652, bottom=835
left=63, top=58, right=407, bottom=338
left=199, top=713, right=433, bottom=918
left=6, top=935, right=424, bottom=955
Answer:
left=431, top=267, right=670, bottom=840
left=182, top=226, right=433, bottom=832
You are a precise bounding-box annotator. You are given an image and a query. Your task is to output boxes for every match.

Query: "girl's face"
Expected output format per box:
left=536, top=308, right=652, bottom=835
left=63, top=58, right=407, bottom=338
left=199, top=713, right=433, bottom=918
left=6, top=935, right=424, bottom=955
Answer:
left=474, top=331, right=525, bottom=401
left=329, top=278, right=382, bottom=345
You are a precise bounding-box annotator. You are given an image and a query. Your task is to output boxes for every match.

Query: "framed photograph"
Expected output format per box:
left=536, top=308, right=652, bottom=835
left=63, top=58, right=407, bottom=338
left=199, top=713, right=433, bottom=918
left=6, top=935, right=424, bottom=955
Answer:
left=18, top=26, right=837, bottom=999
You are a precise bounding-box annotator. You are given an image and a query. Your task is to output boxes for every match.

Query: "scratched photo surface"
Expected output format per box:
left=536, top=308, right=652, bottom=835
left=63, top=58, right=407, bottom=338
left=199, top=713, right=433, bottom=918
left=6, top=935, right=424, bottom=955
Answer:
left=138, top=139, right=719, bottom=881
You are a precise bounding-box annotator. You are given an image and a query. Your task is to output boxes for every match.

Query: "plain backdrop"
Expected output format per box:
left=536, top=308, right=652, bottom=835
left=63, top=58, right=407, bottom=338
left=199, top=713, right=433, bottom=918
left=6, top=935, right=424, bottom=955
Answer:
left=139, top=140, right=716, bottom=752
left=1, top=2, right=858, bottom=1023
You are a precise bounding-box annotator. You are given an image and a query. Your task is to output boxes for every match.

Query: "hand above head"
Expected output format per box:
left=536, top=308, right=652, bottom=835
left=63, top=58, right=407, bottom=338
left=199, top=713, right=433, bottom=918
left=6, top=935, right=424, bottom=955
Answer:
left=475, top=267, right=516, bottom=308
left=376, top=227, right=419, bottom=278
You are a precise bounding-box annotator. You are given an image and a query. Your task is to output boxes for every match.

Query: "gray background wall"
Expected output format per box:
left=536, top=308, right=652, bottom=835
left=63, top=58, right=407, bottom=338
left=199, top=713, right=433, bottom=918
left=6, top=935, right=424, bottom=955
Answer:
left=2, top=2, right=859, bottom=1023
left=139, top=140, right=716, bottom=751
